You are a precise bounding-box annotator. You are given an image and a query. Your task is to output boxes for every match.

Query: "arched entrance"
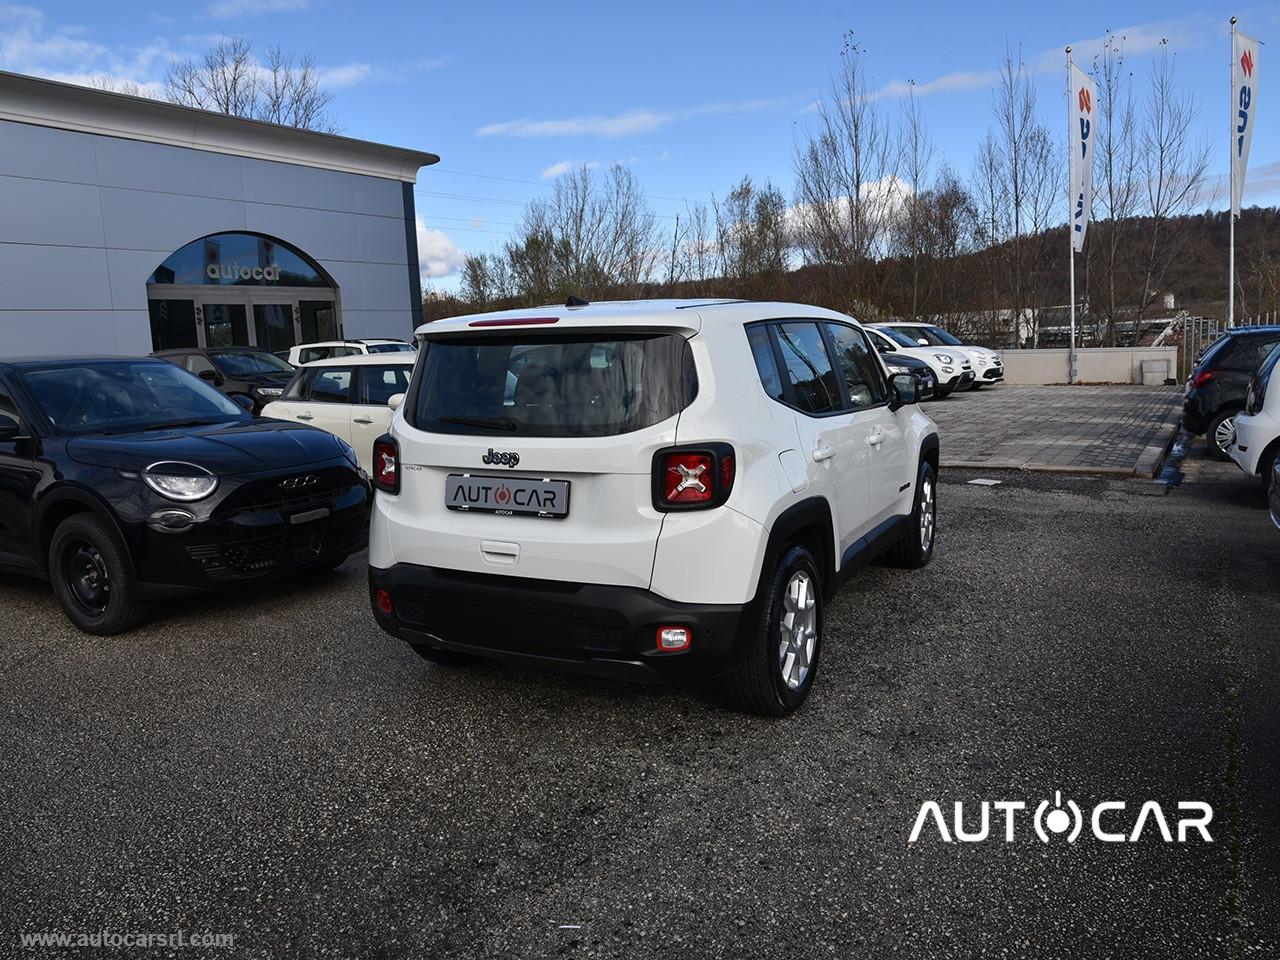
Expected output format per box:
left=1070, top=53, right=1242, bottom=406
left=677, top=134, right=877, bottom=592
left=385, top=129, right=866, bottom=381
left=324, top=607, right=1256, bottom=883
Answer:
left=146, top=232, right=342, bottom=354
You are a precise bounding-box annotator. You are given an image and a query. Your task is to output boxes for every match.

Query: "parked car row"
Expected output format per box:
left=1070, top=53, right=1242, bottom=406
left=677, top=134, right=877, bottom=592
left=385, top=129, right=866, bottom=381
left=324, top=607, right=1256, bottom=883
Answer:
left=865, top=322, right=1004, bottom=398
left=0, top=300, right=941, bottom=716
left=1182, top=324, right=1280, bottom=529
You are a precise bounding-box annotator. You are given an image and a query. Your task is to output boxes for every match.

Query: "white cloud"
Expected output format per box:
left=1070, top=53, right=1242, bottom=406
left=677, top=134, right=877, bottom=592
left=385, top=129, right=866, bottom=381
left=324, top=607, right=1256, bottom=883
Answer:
left=866, top=15, right=1210, bottom=102
left=478, top=98, right=783, bottom=139
left=540, top=159, right=603, bottom=180
left=417, top=218, right=464, bottom=279
left=316, top=63, right=373, bottom=89
left=206, top=0, right=310, bottom=20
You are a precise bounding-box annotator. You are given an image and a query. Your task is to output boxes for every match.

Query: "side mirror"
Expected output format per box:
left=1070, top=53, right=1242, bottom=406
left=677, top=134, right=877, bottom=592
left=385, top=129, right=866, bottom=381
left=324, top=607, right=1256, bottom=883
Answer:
left=231, top=394, right=255, bottom=413
left=199, top=369, right=224, bottom=386
left=877, top=342, right=894, bottom=353
left=888, top=373, right=918, bottom=411
left=387, top=392, right=405, bottom=412
left=0, top=413, right=23, bottom=441
left=916, top=338, right=930, bottom=346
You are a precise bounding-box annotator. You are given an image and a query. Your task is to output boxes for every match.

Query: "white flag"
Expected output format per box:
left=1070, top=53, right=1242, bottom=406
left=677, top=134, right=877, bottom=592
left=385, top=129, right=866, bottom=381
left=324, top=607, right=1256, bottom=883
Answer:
left=1068, top=63, right=1096, bottom=253
left=1232, top=30, right=1259, bottom=217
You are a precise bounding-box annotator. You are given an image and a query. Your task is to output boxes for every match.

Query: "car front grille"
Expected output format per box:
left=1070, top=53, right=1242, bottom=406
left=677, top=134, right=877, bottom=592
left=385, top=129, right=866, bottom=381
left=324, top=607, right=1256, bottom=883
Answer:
left=186, top=511, right=368, bottom=580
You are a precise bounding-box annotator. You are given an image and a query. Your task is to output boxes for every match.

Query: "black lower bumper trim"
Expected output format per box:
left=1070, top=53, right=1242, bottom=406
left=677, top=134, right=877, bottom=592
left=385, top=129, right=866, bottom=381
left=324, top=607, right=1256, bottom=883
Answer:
left=369, top=564, right=755, bottom=683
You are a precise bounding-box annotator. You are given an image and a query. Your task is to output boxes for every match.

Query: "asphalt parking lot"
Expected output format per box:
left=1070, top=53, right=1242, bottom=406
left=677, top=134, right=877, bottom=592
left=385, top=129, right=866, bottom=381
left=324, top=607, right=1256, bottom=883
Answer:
left=2, top=442, right=1278, bottom=958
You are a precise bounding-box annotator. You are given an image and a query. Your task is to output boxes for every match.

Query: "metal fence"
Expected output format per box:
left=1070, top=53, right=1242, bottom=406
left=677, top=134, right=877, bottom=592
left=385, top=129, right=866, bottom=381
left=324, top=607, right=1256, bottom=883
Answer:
left=1167, top=312, right=1278, bottom=380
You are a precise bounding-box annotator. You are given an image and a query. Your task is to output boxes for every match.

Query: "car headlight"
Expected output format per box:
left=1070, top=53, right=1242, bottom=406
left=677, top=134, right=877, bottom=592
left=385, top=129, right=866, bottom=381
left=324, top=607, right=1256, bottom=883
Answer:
left=255, top=387, right=283, bottom=399
left=142, top=461, right=218, bottom=502
left=934, top=353, right=954, bottom=364
left=886, top=364, right=911, bottom=375
left=336, top=437, right=360, bottom=468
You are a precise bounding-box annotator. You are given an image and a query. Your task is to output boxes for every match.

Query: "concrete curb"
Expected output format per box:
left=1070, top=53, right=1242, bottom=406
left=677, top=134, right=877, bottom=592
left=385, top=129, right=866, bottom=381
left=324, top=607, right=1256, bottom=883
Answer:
left=1133, top=408, right=1184, bottom=479
left=941, top=460, right=1139, bottom=477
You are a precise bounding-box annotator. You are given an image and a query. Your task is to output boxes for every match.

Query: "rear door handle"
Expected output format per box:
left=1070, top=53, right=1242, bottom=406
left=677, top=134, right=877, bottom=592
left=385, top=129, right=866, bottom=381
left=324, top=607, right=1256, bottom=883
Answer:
left=812, top=445, right=835, bottom=462
left=297, top=413, right=314, bottom=421
left=353, top=417, right=374, bottom=424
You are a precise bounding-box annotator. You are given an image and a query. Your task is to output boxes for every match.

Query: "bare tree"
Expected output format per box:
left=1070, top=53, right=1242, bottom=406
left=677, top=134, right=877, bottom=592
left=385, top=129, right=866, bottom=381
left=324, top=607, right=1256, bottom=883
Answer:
left=165, top=36, right=336, bottom=133
left=896, top=84, right=935, bottom=318
left=970, top=131, right=1008, bottom=343
left=1091, top=33, right=1141, bottom=344
left=793, top=33, right=899, bottom=304
left=503, top=164, right=660, bottom=301
left=88, top=75, right=143, bottom=97
left=1133, top=40, right=1211, bottom=337
left=992, top=49, right=1038, bottom=328
left=713, top=177, right=789, bottom=293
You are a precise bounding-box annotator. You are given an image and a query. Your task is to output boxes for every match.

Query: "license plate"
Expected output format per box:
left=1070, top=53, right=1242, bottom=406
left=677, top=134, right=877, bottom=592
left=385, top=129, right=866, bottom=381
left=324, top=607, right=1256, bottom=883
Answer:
left=445, top=474, right=570, bottom=519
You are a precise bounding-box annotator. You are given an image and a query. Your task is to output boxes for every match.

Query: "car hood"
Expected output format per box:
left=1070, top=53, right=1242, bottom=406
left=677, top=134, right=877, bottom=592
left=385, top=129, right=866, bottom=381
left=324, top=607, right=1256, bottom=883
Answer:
left=67, top=419, right=348, bottom=474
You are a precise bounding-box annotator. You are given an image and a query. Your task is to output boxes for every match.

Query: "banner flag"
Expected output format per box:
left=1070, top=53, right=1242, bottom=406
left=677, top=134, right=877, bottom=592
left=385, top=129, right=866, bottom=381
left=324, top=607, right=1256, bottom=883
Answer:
left=1232, top=30, right=1259, bottom=217
left=1068, top=63, right=1096, bottom=253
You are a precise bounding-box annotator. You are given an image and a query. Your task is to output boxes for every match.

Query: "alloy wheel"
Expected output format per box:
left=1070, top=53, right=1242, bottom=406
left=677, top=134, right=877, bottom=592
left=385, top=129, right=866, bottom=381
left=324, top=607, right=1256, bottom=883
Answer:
left=778, top=570, right=818, bottom=690
left=1213, top=416, right=1236, bottom=456
left=920, top=476, right=936, bottom=552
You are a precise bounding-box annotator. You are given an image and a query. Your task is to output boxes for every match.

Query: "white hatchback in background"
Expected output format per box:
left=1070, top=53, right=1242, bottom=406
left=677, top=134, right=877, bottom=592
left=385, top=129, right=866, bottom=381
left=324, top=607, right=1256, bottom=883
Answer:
left=368, top=299, right=940, bottom=716
left=1229, top=344, right=1280, bottom=499
left=865, top=326, right=973, bottom=398
left=285, top=339, right=416, bottom=367
left=262, top=354, right=415, bottom=474
left=874, top=321, right=1004, bottom=389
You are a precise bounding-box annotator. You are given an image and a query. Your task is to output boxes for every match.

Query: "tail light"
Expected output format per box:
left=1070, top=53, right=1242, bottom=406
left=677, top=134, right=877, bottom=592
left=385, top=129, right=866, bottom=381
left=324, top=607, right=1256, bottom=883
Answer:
left=652, top=443, right=735, bottom=511
left=372, top=434, right=400, bottom=494
left=1190, top=369, right=1216, bottom=388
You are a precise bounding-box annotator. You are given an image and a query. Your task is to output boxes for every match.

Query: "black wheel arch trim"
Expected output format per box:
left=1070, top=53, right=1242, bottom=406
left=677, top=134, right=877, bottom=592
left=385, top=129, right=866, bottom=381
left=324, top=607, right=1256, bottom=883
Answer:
left=757, top=497, right=837, bottom=605
left=32, top=484, right=136, bottom=578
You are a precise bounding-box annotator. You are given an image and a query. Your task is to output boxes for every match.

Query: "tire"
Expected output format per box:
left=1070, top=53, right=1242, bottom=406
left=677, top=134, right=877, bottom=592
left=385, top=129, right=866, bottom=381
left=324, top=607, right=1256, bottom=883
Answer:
left=406, top=640, right=484, bottom=667
left=934, top=383, right=955, bottom=399
left=887, top=460, right=937, bottom=569
left=1206, top=408, right=1240, bottom=461
left=48, top=514, right=147, bottom=635
left=721, top=545, right=823, bottom=717
left=969, top=381, right=984, bottom=391
left=1260, top=446, right=1279, bottom=499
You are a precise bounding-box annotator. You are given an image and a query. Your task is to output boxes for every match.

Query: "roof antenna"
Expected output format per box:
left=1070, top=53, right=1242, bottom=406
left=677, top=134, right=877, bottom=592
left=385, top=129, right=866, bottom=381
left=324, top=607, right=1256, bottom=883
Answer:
left=565, top=295, right=590, bottom=308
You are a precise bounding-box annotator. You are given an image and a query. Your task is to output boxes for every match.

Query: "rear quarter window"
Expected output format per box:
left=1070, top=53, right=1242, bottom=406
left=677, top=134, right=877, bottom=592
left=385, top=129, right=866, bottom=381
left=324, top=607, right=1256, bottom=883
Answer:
left=409, top=332, right=697, bottom=437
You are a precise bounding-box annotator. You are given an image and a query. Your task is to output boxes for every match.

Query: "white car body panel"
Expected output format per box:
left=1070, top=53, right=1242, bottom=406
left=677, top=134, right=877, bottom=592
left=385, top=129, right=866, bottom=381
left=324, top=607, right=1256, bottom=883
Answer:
left=371, top=299, right=938, bottom=608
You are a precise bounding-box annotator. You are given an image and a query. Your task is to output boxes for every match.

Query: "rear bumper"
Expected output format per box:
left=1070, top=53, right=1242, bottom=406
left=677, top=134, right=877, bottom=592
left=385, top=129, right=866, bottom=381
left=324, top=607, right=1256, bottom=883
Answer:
left=368, top=563, right=755, bottom=683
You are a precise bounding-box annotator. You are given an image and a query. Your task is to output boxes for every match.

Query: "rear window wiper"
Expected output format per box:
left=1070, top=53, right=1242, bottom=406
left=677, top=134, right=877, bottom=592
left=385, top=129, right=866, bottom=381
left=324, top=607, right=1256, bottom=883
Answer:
left=437, top=415, right=519, bottom=432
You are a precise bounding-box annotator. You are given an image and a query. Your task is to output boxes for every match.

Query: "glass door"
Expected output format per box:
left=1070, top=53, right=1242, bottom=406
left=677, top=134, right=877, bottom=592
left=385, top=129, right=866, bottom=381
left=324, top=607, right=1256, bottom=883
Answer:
left=203, top=303, right=249, bottom=347
left=253, top=303, right=297, bottom=353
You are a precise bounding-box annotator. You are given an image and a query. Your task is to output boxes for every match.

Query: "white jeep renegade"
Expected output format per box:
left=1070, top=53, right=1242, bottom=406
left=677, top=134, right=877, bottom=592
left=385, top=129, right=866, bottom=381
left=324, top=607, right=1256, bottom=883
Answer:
left=368, top=299, right=940, bottom=715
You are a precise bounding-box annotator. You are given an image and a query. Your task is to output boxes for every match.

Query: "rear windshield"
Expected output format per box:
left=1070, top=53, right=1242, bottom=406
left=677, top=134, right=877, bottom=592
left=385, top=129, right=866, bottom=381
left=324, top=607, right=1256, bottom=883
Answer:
left=366, top=342, right=415, bottom=354
left=211, top=350, right=294, bottom=376
left=410, top=333, right=697, bottom=437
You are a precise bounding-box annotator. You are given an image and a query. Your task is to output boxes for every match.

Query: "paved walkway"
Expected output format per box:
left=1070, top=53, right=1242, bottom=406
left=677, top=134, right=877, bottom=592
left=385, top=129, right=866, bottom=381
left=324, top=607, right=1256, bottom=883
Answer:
left=927, top=385, right=1183, bottom=477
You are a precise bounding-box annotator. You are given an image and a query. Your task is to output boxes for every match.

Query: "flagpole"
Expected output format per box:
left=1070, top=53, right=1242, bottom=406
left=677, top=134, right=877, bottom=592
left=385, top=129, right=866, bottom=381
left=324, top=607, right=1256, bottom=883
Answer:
left=1066, top=46, right=1078, bottom=384
left=1229, top=17, right=1237, bottom=327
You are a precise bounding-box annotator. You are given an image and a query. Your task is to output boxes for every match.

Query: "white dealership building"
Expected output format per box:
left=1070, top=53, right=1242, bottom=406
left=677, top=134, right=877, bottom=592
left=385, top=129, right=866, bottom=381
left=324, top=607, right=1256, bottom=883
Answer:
left=0, top=70, right=438, bottom=357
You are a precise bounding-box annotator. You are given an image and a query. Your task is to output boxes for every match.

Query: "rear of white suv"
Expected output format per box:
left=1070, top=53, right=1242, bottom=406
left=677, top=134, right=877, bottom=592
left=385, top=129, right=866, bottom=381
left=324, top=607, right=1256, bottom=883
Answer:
left=369, top=300, right=939, bottom=714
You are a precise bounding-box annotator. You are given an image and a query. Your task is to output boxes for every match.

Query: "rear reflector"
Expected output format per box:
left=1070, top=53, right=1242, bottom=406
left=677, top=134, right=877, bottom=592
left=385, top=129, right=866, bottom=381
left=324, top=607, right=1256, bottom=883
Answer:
left=468, top=317, right=560, bottom=328
left=375, top=589, right=394, bottom=616
left=657, top=626, right=692, bottom=652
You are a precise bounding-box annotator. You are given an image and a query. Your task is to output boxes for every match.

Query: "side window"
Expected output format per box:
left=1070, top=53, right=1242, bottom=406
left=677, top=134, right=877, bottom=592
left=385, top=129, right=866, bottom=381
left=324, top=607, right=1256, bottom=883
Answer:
left=0, top=379, right=20, bottom=423
left=299, top=347, right=330, bottom=364
left=185, top=354, right=216, bottom=377
left=282, top=370, right=307, bottom=401
left=335, top=346, right=363, bottom=357
left=745, top=325, right=785, bottom=402
left=826, top=324, right=888, bottom=408
left=310, top=368, right=353, bottom=403
left=359, top=365, right=412, bottom=405
left=868, top=330, right=896, bottom=354
left=1249, top=338, right=1280, bottom=369
left=775, top=322, right=844, bottom=415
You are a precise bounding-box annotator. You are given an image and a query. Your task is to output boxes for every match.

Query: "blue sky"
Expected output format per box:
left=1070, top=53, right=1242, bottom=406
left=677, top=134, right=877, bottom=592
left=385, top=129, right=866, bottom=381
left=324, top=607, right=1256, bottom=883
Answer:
left=3, top=0, right=1278, bottom=290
